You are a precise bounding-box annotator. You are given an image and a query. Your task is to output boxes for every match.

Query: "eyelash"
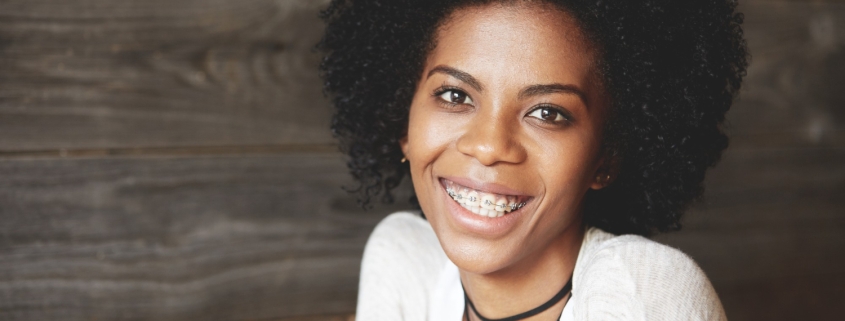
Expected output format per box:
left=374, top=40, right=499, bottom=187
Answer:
left=431, top=86, right=574, bottom=126
left=526, top=104, right=574, bottom=125
left=432, top=86, right=472, bottom=108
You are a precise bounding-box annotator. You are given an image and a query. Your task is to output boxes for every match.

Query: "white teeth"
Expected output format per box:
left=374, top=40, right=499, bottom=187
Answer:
left=481, top=194, right=496, bottom=210
left=495, top=196, right=508, bottom=212
left=457, top=191, right=466, bottom=204
left=466, top=191, right=479, bottom=207
left=445, top=180, right=527, bottom=218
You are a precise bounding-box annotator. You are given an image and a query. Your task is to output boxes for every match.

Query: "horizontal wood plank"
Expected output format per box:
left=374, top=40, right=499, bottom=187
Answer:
left=0, top=0, right=842, bottom=152
left=276, top=314, right=354, bottom=321
left=656, top=146, right=845, bottom=320
left=0, top=0, right=843, bottom=321
left=0, top=0, right=334, bottom=151
left=0, top=153, right=409, bottom=320
left=1, top=148, right=841, bottom=320
left=670, top=4, right=845, bottom=317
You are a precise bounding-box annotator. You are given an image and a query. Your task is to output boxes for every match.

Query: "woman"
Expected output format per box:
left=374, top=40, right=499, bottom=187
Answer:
left=319, top=0, right=747, bottom=320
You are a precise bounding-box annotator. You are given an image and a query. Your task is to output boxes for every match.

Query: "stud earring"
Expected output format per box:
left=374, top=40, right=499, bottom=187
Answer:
left=401, top=157, right=407, bottom=163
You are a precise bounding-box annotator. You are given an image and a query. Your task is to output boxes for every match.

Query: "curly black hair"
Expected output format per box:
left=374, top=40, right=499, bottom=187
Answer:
left=318, top=0, right=748, bottom=236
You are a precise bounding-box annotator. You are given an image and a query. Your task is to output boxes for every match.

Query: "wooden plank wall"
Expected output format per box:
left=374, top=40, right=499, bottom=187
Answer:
left=0, top=0, right=842, bottom=320
left=655, top=1, right=845, bottom=320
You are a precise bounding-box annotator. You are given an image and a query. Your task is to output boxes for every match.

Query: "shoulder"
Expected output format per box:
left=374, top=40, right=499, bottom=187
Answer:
left=362, top=211, right=446, bottom=271
left=364, top=211, right=445, bottom=263
left=578, top=228, right=708, bottom=284
left=356, top=212, right=447, bottom=321
left=369, top=211, right=437, bottom=242
left=572, top=228, right=726, bottom=321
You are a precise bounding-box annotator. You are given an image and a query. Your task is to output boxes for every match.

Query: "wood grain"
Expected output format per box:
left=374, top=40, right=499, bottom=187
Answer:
left=657, top=147, right=845, bottom=320
left=0, top=0, right=334, bottom=151
left=276, top=314, right=354, bottom=321
left=0, top=0, right=843, bottom=320
left=0, top=153, right=409, bottom=320
left=654, top=2, right=845, bottom=319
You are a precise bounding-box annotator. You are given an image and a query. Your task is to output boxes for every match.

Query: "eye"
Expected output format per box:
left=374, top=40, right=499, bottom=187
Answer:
left=527, top=106, right=569, bottom=123
left=438, top=89, right=474, bottom=105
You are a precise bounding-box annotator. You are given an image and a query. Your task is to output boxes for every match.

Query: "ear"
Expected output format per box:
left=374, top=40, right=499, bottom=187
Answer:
left=399, top=135, right=409, bottom=159
left=590, top=153, right=619, bottom=190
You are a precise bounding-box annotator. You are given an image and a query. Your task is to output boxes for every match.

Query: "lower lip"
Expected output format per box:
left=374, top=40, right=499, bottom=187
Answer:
left=441, top=181, right=526, bottom=237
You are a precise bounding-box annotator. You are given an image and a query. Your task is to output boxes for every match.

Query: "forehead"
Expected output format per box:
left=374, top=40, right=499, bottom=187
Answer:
left=427, top=3, right=598, bottom=90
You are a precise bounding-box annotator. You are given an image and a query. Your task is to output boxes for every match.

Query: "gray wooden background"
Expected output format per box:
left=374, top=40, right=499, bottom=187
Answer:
left=0, top=0, right=842, bottom=320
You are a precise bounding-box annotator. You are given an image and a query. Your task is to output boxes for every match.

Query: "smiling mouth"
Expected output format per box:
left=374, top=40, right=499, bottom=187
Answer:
left=442, top=179, right=529, bottom=218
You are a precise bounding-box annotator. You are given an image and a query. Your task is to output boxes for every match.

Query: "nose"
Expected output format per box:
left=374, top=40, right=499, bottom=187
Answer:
left=456, top=113, right=527, bottom=166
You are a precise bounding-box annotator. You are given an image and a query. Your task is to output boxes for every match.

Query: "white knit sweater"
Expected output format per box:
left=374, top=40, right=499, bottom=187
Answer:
left=356, top=212, right=727, bottom=321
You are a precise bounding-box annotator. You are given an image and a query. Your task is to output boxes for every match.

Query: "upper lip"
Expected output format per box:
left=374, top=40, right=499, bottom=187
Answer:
left=440, top=176, right=531, bottom=197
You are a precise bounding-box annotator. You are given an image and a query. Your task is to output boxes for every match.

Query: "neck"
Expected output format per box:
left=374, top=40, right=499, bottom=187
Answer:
left=460, top=224, right=584, bottom=321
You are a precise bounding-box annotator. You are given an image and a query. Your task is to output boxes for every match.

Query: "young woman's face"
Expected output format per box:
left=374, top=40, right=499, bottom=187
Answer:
left=401, top=3, right=610, bottom=274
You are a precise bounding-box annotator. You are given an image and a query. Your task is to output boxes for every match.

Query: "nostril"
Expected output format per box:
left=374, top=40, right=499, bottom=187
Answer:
left=456, top=124, right=526, bottom=166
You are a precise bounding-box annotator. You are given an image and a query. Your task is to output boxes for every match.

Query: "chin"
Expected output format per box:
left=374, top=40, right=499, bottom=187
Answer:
left=438, top=231, right=523, bottom=275
left=418, top=175, right=546, bottom=275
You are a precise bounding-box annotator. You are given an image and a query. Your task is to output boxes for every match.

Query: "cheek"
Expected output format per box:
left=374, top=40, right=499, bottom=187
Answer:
left=549, top=139, right=599, bottom=180
left=533, top=129, right=603, bottom=210
left=406, top=103, right=463, bottom=165
left=405, top=99, right=469, bottom=219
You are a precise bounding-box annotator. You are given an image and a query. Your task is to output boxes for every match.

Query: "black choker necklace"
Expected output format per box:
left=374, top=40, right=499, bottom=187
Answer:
left=462, top=276, right=573, bottom=321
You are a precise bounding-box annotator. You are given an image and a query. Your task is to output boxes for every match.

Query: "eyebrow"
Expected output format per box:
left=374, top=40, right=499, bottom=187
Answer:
left=519, top=84, right=588, bottom=105
left=427, top=65, right=484, bottom=92
left=426, top=64, right=588, bottom=106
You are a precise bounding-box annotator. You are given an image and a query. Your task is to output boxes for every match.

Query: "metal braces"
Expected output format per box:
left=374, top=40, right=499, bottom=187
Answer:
left=446, top=188, right=526, bottom=211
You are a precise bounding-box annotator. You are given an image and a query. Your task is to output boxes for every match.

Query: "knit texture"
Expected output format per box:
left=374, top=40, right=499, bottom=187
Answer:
left=356, top=212, right=727, bottom=321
